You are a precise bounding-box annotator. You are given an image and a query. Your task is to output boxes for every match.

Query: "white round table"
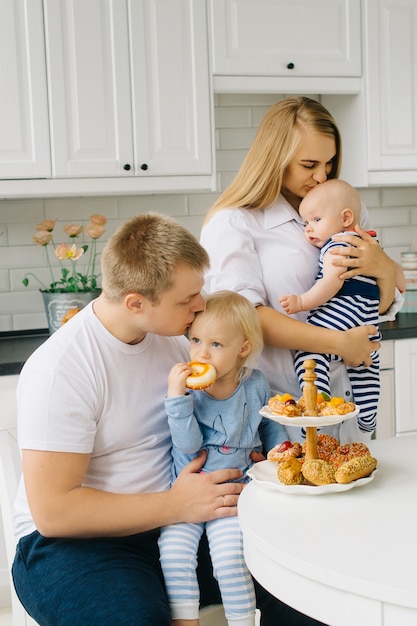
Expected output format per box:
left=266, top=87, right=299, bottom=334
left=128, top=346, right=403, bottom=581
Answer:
left=238, top=435, right=417, bottom=626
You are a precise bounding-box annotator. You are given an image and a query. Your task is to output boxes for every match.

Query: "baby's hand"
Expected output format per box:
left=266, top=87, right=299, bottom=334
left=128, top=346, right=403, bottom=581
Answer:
left=280, top=294, right=302, bottom=314
left=167, top=362, right=192, bottom=397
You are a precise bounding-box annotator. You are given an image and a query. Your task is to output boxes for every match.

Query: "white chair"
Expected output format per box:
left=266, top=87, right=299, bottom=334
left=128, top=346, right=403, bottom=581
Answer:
left=0, top=428, right=38, bottom=625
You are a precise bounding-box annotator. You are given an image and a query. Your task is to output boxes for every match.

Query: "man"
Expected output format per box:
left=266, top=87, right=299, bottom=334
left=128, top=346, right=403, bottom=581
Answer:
left=14, top=213, right=243, bottom=625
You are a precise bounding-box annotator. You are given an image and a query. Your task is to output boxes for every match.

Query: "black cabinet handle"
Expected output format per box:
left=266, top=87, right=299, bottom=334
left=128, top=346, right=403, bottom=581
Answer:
left=140, top=163, right=148, bottom=171
left=286, top=62, right=295, bottom=69
left=123, top=163, right=131, bottom=171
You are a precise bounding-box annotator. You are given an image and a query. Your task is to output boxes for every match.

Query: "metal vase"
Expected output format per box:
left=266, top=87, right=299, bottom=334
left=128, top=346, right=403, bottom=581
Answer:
left=41, top=290, right=100, bottom=334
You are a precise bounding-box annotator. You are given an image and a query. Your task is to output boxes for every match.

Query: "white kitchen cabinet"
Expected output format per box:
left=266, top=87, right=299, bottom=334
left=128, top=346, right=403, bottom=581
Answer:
left=376, top=340, right=395, bottom=439
left=43, top=0, right=133, bottom=179
left=128, top=0, right=212, bottom=178
left=365, top=0, right=417, bottom=185
left=209, top=0, right=362, bottom=94
left=0, top=0, right=214, bottom=196
left=394, top=338, right=417, bottom=434
left=0, top=0, right=50, bottom=179
left=44, top=0, right=212, bottom=182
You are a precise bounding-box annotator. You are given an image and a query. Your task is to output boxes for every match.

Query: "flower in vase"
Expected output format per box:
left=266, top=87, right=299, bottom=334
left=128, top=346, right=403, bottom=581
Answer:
left=23, top=215, right=107, bottom=293
left=55, top=243, right=85, bottom=261
left=63, top=224, right=83, bottom=238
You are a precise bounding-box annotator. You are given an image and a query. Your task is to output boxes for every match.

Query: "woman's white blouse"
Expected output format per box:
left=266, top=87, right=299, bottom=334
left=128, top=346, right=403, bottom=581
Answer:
left=200, top=194, right=373, bottom=443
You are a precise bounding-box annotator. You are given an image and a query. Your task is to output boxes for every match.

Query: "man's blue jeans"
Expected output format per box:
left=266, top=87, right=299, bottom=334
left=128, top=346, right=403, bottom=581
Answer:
left=12, top=530, right=170, bottom=625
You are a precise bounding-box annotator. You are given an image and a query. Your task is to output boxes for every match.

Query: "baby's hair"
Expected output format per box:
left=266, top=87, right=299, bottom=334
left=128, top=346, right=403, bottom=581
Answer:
left=300, top=178, right=361, bottom=222
left=196, top=290, right=263, bottom=380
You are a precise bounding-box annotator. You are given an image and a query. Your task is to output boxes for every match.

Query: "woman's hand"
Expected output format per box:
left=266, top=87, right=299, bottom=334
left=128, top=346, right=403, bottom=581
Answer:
left=337, top=325, right=380, bottom=367
left=330, top=225, right=388, bottom=280
left=330, top=225, right=398, bottom=314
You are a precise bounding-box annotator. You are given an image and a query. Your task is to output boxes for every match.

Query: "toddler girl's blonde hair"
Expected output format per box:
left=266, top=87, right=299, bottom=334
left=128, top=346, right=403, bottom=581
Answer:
left=197, top=290, right=263, bottom=381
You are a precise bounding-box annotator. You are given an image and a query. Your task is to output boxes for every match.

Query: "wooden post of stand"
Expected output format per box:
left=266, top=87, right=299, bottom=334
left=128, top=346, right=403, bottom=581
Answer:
left=303, top=359, right=318, bottom=461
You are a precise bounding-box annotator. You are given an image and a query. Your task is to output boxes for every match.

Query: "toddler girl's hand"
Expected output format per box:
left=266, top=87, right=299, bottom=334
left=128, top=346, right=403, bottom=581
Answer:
left=280, top=294, right=302, bottom=314
left=167, top=362, right=192, bottom=397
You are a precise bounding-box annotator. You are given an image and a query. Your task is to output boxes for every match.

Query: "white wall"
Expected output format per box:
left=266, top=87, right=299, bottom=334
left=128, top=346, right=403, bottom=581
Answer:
left=1, top=94, right=417, bottom=331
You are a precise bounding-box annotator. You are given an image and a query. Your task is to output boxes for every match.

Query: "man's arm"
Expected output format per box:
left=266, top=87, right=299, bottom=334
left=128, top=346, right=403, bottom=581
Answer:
left=22, top=449, right=243, bottom=538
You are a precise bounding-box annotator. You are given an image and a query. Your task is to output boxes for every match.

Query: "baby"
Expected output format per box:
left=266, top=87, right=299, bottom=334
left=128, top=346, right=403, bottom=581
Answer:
left=280, top=179, right=381, bottom=436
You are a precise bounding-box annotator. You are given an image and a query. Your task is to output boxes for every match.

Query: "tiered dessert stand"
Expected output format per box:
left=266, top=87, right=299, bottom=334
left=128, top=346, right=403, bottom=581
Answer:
left=251, top=359, right=375, bottom=494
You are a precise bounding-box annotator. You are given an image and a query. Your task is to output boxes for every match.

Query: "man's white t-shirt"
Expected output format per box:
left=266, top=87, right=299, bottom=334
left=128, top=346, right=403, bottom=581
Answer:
left=15, top=302, right=189, bottom=540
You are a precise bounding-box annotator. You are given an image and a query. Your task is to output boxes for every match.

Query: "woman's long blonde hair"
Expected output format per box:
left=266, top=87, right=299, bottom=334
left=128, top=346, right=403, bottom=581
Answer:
left=206, top=97, right=342, bottom=221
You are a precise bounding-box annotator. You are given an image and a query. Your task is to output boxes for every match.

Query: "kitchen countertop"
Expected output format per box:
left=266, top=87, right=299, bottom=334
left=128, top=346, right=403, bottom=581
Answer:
left=0, top=329, right=49, bottom=375
left=379, top=312, right=417, bottom=340
left=1, top=314, right=417, bottom=376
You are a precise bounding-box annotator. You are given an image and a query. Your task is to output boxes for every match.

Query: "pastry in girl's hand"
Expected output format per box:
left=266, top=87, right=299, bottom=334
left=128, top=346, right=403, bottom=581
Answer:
left=185, top=362, right=217, bottom=390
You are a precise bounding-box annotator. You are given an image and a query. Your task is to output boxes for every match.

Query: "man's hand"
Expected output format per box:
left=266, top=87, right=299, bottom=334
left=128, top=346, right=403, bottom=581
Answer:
left=168, top=451, right=244, bottom=524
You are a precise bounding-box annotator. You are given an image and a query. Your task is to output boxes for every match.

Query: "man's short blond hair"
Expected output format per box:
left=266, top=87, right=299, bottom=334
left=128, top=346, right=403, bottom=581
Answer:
left=101, top=213, right=209, bottom=302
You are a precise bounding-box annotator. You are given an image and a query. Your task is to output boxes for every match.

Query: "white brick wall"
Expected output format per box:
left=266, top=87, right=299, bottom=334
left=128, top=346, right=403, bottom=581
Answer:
left=1, top=94, right=417, bottom=331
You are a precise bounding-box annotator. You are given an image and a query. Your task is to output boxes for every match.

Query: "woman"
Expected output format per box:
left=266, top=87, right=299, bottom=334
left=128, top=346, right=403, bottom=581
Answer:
left=201, top=97, right=401, bottom=444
